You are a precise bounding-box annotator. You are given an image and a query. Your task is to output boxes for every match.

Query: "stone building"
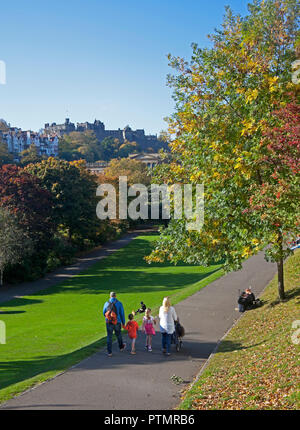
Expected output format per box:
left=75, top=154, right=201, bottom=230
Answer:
left=85, top=161, right=108, bottom=174
left=44, top=118, right=76, bottom=136
left=128, top=152, right=163, bottom=169
left=44, top=118, right=166, bottom=152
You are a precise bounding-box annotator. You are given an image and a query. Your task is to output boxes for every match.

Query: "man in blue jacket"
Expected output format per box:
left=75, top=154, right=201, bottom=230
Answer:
left=103, top=292, right=126, bottom=357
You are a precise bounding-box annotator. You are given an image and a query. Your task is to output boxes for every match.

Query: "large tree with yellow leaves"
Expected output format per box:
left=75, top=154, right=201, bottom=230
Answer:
left=147, top=0, right=299, bottom=301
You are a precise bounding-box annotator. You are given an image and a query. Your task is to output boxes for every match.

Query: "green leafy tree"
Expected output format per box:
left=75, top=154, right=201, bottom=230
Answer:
left=20, top=144, right=43, bottom=166
left=0, top=207, right=33, bottom=286
left=118, top=140, right=140, bottom=158
left=100, top=137, right=121, bottom=161
left=146, top=0, right=299, bottom=301
left=0, top=140, right=13, bottom=166
left=59, top=131, right=103, bottom=162
left=25, top=157, right=99, bottom=242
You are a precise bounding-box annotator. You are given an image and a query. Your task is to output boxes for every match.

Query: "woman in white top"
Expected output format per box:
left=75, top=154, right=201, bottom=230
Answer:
left=159, top=297, right=177, bottom=356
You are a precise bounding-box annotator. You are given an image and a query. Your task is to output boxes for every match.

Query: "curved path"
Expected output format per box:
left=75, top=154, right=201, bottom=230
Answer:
left=1, top=249, right=277, bottom=410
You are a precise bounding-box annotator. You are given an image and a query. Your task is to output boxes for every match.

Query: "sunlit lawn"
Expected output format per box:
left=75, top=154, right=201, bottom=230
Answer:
left=0, top=233, right=222, bottom=403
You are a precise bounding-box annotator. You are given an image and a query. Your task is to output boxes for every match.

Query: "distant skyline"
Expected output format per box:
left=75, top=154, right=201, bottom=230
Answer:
left=0, top=0, right=250, bottom=134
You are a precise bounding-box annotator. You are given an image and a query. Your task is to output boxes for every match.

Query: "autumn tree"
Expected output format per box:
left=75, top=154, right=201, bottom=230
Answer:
left=104, top=158, right=151, bottom=186
left=0, top=164, right=54, bottom=244
left=0, top=164, right=54, bottom=281
left=248, top=101, right=300, bottom=299
left=146, top=0, right=299, bottom=300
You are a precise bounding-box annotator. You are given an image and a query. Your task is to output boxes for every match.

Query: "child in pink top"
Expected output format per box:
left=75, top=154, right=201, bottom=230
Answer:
left=142, top=308, right=156, bottom=352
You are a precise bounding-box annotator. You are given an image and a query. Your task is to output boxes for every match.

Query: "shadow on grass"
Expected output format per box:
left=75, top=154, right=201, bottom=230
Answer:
left=0, top=311, right=26, bottom=315
left=83, top=237, right=221, bottom=270
left=0, top=298, right=43, bottom=308
left=217, top=339, right=268, bottom=353
left=267, top=286, right=300, bottom=308
left=34, top=268, right=221, bottom=297
left=0, top=237, right=220, bottom=305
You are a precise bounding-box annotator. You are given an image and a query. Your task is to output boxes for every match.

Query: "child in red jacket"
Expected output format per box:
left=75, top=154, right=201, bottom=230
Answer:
left=123, top=314, right=139, bottom=354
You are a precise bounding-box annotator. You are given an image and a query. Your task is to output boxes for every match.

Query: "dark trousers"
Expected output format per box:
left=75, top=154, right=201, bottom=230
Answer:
left=106, top=322, right=123, bottom=354
left=161, top=332, right=172, bottom=353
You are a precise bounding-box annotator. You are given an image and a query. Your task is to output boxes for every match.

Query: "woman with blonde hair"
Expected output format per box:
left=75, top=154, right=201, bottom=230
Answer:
left=158, top=297, right=177, bottom=356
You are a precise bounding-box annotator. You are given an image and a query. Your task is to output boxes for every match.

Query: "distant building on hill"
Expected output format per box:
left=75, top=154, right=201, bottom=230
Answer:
left=0, top=117, right=168, bottom=161
left=0, top=122, right=59, bottom=160
left=44, top=118, right=166, bottom=152
left=85, top=161, right=108, bottom=174
left=44, top=118, right=76, bottom=135
left=128, top=152, right=164, bottom=169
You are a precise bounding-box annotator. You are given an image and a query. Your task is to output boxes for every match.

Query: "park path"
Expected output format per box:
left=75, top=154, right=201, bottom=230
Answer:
left=1, top=249, right=277, bottom=410
left=0, top=228, right=155, bottom=305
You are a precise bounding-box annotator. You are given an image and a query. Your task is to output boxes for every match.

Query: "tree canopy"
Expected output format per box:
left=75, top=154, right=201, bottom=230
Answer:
left=146, top=0, right=300, bottom=300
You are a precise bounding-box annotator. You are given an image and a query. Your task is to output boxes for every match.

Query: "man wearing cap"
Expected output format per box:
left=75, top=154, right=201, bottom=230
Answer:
left=103, top=292, right=126, bottom=357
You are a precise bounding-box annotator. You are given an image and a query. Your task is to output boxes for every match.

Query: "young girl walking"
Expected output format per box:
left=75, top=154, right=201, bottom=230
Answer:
left=123, top=313, right=139, bottom=354
left=142, top=308, right=156, bottom=352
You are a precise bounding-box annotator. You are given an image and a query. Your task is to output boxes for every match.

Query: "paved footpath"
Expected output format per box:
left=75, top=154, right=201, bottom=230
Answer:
left=1, top=249, right=277, bottom=410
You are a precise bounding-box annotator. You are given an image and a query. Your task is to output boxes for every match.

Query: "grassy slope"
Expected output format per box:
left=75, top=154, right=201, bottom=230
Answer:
left=0, top=234, right=222, bottom=404
left=180, top=250, right=300, bottom=410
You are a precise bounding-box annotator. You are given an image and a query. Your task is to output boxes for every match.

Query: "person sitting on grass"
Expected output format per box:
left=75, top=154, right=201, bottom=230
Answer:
left=123, top=313, right=139, bottom=355
left=238, top=287, right=256, bottom=312
left=135, top=301, right=147, bottom=314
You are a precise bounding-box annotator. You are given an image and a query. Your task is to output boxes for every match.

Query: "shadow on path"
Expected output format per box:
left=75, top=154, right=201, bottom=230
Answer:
left=0, top=336, right=244, bottom=392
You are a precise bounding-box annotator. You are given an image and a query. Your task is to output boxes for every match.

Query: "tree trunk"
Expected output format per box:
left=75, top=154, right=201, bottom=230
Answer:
left=277, top=258, right=285, bottom=301
left=0, top=269, right=3, bottom=287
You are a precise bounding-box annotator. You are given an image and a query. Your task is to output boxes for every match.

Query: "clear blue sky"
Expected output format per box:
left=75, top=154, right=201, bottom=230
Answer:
left=0, top=0, right=250, bottom=134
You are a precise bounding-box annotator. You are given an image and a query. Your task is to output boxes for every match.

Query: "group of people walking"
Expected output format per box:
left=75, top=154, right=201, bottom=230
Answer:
left=103, top=292, right=177, bottom=357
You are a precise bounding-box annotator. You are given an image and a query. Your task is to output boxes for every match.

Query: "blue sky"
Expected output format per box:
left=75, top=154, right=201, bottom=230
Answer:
left=0, top=0, right=250, bottom=134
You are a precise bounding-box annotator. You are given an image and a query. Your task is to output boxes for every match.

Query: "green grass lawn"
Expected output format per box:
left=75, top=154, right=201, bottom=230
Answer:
left=0, top=233, right=222, bottom=404
left=179, top=249, right=300, bottom=410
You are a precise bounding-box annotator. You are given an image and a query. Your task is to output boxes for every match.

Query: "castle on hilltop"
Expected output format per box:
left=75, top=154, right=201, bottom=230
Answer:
left=0, top=118, right=167, bottom=161
left=44, top=118, right=165, bottom=152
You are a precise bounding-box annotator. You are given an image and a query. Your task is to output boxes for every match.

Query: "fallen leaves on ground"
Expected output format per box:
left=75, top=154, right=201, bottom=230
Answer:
left=180, top=250, right=300, bottom=410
